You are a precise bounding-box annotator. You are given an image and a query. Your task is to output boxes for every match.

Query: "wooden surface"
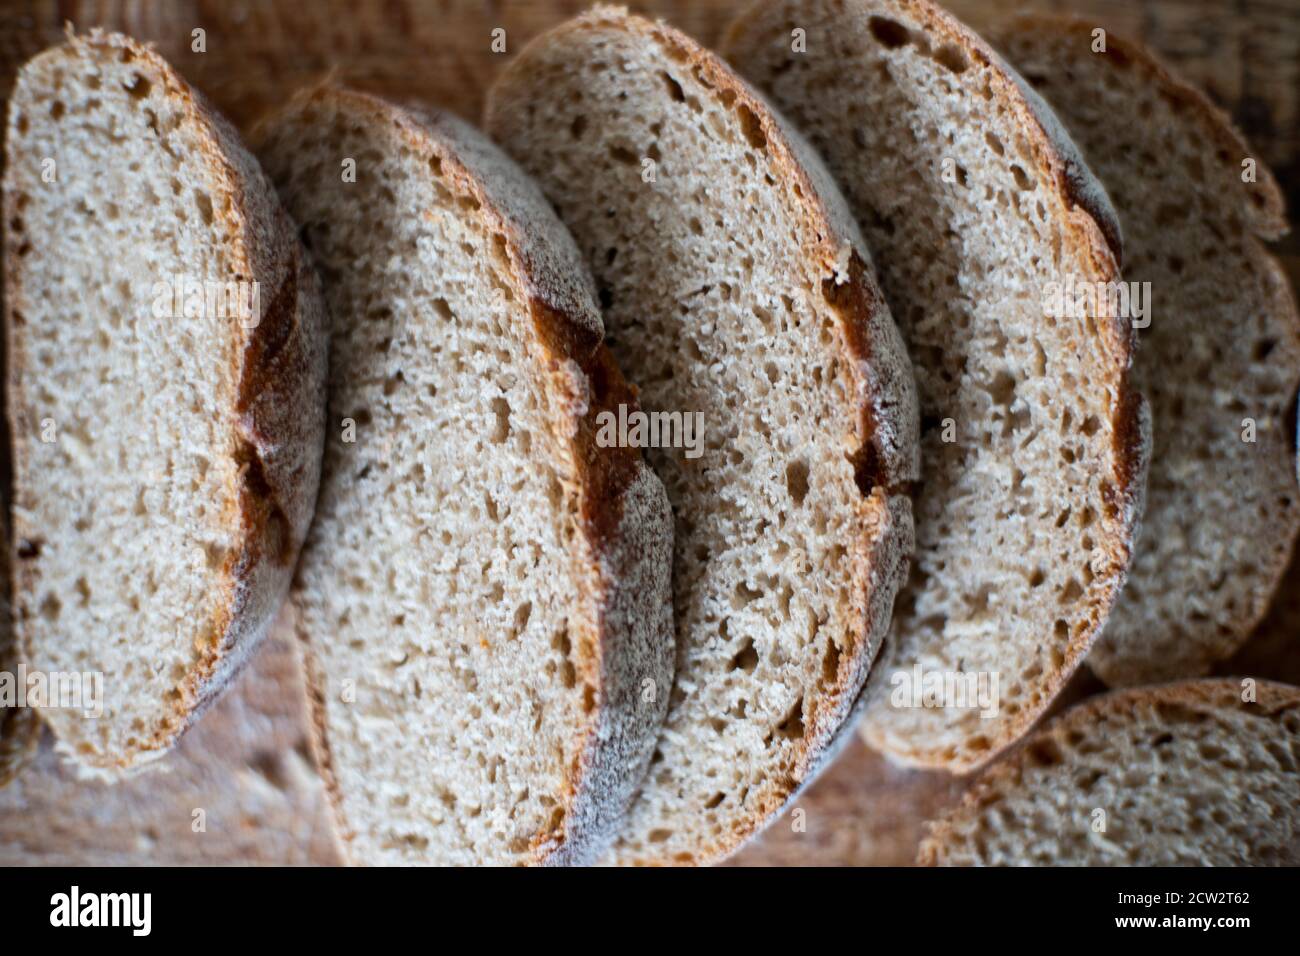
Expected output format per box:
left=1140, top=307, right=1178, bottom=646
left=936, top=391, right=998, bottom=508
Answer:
left=0, top=0, right=1297, bottom=866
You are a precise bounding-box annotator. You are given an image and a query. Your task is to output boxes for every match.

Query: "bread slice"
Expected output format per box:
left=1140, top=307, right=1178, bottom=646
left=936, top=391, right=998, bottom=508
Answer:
left=3, top=31, right=327, bottom=773
left=725, top=0, right=1150, bottom=771
left=0, top=613, right=343, bottom=865
left=252, top=87, right=675, bottom=865
left=919, top=678, right=1300, bottom=865
left=984, top=16, right=1300, bottom=687
left=486, top=6, right=919, bottom=865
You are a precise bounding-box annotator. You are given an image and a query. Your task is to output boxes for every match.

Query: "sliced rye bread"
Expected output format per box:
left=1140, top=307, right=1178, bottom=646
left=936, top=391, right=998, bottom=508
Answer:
left=0, top=612, right=343, bottom=866
left=985, top=16, right=1300, bottom=687
left=486, top=6, right=919, bottom=865
left=3, top=31, right=327, bottom=774
left=919, top=678, right=1300, bottom=865
left=725, top=0, right=1150, bottom=772
left=251, top=87, right=675, bottom=865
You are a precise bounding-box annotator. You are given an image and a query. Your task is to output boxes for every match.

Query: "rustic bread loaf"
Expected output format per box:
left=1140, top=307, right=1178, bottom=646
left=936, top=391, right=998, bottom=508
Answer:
left=253, top=87, right=674, bottom=865
left=0, top=613, right=343, bottom=866
left=726, top=0, right=1150, bottom=772
left=3, top=31, right=327, bottom=774
left=920, top=678, right=1300, bottom=865
left=487, top=5, right=919, bottom=865
left=987, top=16, right=1300, bottom=687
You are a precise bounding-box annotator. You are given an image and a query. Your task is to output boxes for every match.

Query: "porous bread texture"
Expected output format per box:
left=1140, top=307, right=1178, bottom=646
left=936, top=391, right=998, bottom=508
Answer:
left=920, top=679, right=1300, bottom=866
left=726, top=0, right=1149, bottom=772
left=486, top=6, right=919, bottom=865
left=990, top=17, right=1300, bottom=687
left=254, top=87, right=674, bottom=866
left=0, top=615, right=344, bottom=866
left=3, top=31, right=327, bottom=774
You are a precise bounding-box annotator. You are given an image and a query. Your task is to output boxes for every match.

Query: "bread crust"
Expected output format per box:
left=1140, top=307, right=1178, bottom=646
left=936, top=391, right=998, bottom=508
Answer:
left=918, top=678, right=1300, bottom=865
left=257, top=87, right=675, bottom=865
left=2, top=30, right=327, bottom=772
left=990, top=14, right=1300, bottom=686
left=488, top=6, right=919, bottom=864
left=724, top=0, right=1151, bottom=772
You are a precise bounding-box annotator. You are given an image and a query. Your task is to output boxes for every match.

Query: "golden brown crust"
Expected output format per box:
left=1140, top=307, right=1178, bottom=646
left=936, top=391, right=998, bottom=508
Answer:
left=2, top=31, right=327, bottom=771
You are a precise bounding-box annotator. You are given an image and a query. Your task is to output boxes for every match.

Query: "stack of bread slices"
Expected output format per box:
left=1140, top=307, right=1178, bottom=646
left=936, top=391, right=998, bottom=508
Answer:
left=0, top=0, right=1296, bottom=867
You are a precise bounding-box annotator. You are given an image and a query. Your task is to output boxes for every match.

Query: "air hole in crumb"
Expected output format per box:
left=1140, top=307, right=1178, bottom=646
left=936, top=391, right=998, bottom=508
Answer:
left=868, top=15, right=910, bottom=48
left=124, top=73, right=150, bottom=99
left=821, top=639, right=841, bottom=682
left=729, top=638, right=758, bottom=673
left=661, top=71, right=685, bottom=102
left=1026, top=739, right=1063, bottom=767
left=775, top=698, right=805, bottom=740
left=609, top=144, right=638, bottom=165
left=933, top=44, right=968, bottom=73
left=553, top=628, right=576, bottom=688
left=570, top=114, right=587, bottom=138
left=736, top=103, right=767, bottom=150
left=490, top=397, right=511, bottom=443
left=785, top=459, right=810, bottom=506
left=194, top=190, right=214, bottom=225
left=49, top=100, right=65, bottom=119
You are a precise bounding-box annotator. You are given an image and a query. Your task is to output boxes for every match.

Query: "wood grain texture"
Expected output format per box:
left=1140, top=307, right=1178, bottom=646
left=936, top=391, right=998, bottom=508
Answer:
left=0, top=0, right=1295, bottom=865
